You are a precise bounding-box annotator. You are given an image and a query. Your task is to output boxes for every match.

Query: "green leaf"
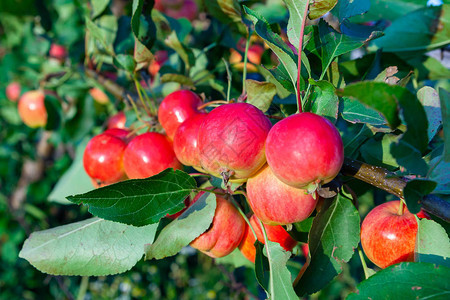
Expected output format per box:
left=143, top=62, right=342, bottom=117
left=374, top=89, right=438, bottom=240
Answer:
left=85, top=16, right=117, bottom=55
left=307, top=79, right=339, bottom=123
left=134, top=38, right=153, bottom=71
left=204, top=0, right=242, bottom=24
left=67, top=169, right=196, bottom=226
left=429, top=156, right=450, bottom=195
left=215, top=248, right=254, bottom=268
left=440, top=88, right=450, bottom=162
left=352, top=0, right=425, bottom=22
left=416, top=219, right=450, bottom=268
left=160, top=73, right=195, bottom=88
left=360, top=135, right=399, bottom=170
left=165, top=31, right=195, bottom=70
left=114, top=54, right=136, bottom=73
left=19, top=218, right=158, bottom=276
left=255, top=241, right=270, bottom=293
left=417, top=86, right=442, bottom=143
left=369, top=5, right=450, bottom=52
left=91, top=0, right=109, bottom=19
left=283, top=0, right=307, bottom=50
left=347, top=263, right=450, bottom=299
left=331, top=0, right=370, bottom=22
left=246, top=79, right=277, bottom=112
left=48, top=138, right=94, bottom=204
left=244, top=6, right=299, bottom=97
left=309, top=0, right=338, bottom=20
left=294, top=195, right=360, bottom=296
left=341, top=97, right=386, bottom=125
left=144, top=192, right=216, bottom=260
left=44, top=94, right=62, bottom=131
left=265, top=241, right=297, bottom=300
left=404, top=179, right=437, bottom=214
left=131, top=0, right=156, bottom=50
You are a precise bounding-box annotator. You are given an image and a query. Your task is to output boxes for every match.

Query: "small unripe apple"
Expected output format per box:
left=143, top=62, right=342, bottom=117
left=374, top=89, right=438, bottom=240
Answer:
left=123, top=132, right=182, bottom=179
left=83, top=134, right=127, bottom=183
left=158, top=90, right=203, bottom=140
left=18, top=90, right=47, bottom=128
left=49, top=44, right=68, bottom=60
left=360, top=200, right=418, bottom=269
left=246, top=165, right=316, bottom=225
left=239, top=215, right=297, bottom=262
left=89, top=88, right=109, bottom=104
left=190, top=192, right=246, bottom=258
left=173, top=112, right=207, bottom=169
left=197, top=103, right=272, bottom=180
left=266, top=112, right=344, bottom=191
left=6, top=82, right=21, bottom=102
left=107, top=112, right=127, bottom=129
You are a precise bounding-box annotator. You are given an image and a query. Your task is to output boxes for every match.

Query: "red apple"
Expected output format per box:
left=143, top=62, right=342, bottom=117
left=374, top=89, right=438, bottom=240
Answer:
left=165, top=0, right=198, bottom=21
left=148, top=50, right=168, bottom=77
left=416, top=210, right=431, bottom=219
left=49, top=44, right=67, bottom=60
left=123, top=132, right=182, bottom=179
left=89, top=88, right=109, bottom=104
left=190, top=192, right=246, bottom=258
left=173, top=112, right=207, bottom=169
left=197, top=103, right=272, bottom=180
left=158, top=90, right=203, bottom=140
left=83, top=134, right=127, bottom=183
left=103, top=128, right=133, bottom=143
left=246, top=165, right=316, bottom=225
left=266, top=112, right=344, bottom=191
left=107, top=112, right=127, bottom=129
left=18, top=90, right=47, bottom=128
left=239, top=215, right=297, bottom=262
left=301, top=243, right=309, bottom=258
left=6, top=82, right=21, bottom=102
left=360, top=200, right=418, bottom=269
left=230, top=44, right=264, bottom=72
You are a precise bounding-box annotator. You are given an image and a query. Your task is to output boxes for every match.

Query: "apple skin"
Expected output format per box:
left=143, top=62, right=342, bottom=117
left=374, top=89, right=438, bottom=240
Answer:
left=49, top=44, right=67, bottom=60
left=6, top=82, right=21, bottom=102
left=190, top=192, right=246, bottom=258
left=18, top=90, right=48, bottom=128
left=89, top=88, right=109, bottom=104
left=83, top=134, right=127, bottom=183
left=107, top=112, right=127, bottom=129
left=148, top=50, right=168, bottom=77
left=246, top=165, right=316, bottom=225
left=165, top=0, right=198, bottom=21
left=103, top=128, right=133, bottom=144
left=123, top=132, right=182, bottom=179
left=266, top=112, right=344, bottom=190
left=173, top=112, right=207, bottom=168
left=239, top=215, right=298, bottom=262
left=360, top=200, right=418, bottom=269
left=158, top=90, right=203, bottom=140
left=197, top=103, right=272, bottom=180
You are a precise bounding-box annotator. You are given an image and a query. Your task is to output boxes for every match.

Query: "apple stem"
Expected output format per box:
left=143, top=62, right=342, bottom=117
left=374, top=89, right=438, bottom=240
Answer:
left=134, top=79, right=155, bottom=117
left=229, top=193, right=257, bottom=239
left=197, top=100, right=229, bottom=110
left=76, top=276, right=89, bottom=300
left=222, top=57, right=232, bottom=102
left=397, top=200, right=405, bottom=216
left=293, top=252, right=310, bottom=287
left=296, top=0, right=310, bottom=113
left=357, top=245, right=371, bottom=280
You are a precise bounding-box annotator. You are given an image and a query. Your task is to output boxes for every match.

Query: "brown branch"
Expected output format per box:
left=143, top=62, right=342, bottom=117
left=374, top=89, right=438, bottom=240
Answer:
left=342, top=157, right=450, bottom=222
left=84, top=68, right=125, bottom=100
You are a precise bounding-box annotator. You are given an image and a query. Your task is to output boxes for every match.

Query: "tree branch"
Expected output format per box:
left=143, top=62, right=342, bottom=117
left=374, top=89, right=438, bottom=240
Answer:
left=342, top=157, right=450, bottom=222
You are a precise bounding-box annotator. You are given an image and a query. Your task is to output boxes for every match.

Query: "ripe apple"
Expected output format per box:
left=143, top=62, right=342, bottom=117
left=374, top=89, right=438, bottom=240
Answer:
left=197, top=103, right=272, bottom=180
left=165, top=0, right=198, bottom=21
left=148, top=50, right=168, bottom=77
left=229, top=44, right=264, bottom=72
left=173, top=112, right=207, bottom=169
left=246, top=165, right=316, bottom=225
left=103, top=128, right=133, bottom=143
left=6, top=82, right=21, bottom=102
left=360, top=200, right=418, bottom=269
left=157, top=90, right=203, bottom=140
left=89, top=88, right=109, bottom=104
left=49, top=44, right=67, bottom=60
left=18, top=90, right=47, bottom=128
left=265, top=112, right=344, bottom=191
left=190, top=192, right=246, bottom=258
left=123, top=132, right=182, bottom=179
left=239, top=215, right=297, bottom=262
left=83, top=134, right=127, bottom=183
left=107, top=112, right=127, bottom=129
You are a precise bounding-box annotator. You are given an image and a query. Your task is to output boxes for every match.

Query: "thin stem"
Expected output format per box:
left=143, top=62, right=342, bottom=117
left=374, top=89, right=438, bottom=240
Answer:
left=397, top=200, right=404, bottom=216
left=189, top=173, right=210, bottom=178
left=127, top=94, right=145, bottom=124
left=195, top=188, right=227, bottom=196
left=232, top=190, right=257, bottom=239
left=242, top=33, right=251, bottom=95
left=222, top=58, right=232, bottom=102
left=358, top=246, right=371, bottom=280
left=296, top=0, right=310, bottom=113
left=76, top=276, right=89, bottom=300
left=197, top=100, right=229, bottom=110
left=134, top=79, right=153, bottom=116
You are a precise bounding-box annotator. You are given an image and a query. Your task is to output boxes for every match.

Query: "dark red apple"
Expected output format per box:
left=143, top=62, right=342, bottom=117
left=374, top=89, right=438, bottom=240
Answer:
left=83, top=134, right=127, bottom=183
left=107, top=112, right=127, bottom=129
left=266, top=112, right=344, bottom=191
left=360, top=200, right=418, bottom=269
left=197, top=103, right=272, bottom=180
left=18, top=90, right=47, bottom=128
left=157, top=90, right=203, bottom=140
left=123, top=132, right=182, bottom=179
left=173, top=112, right=207, bottom=169
left=190, top=191, right=246, bottom=258
left=165, top=0, right=198, bottom=21
left=6, top=82, right=21, bottom=102
left=49, top=44, right=67, bottom=60
left=246, top=165, right=316, bottom=225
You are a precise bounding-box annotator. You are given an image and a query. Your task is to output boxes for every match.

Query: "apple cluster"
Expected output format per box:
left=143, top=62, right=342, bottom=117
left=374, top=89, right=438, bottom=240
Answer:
left=82, top=89, right=346, bottom=261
